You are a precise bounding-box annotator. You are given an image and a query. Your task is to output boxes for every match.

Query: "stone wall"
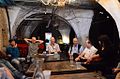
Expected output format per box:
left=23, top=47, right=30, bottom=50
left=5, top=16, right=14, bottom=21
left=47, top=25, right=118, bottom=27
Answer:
left=0, top=7, right=9, bottom=51
left=8, top=6, right=94, bottom=45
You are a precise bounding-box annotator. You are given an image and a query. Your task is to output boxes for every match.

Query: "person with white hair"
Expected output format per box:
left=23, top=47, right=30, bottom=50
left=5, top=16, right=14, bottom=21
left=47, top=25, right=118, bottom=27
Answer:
left=46, top=37, right=61, bottom=54
left=46, top=37, right=61, bottom=60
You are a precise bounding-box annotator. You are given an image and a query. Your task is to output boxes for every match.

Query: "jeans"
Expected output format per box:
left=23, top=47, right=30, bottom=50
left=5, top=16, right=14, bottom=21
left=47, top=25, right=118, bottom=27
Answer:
left=11, top=58, right=25, bottom=72
left=0, top=59, right=24, bottom=79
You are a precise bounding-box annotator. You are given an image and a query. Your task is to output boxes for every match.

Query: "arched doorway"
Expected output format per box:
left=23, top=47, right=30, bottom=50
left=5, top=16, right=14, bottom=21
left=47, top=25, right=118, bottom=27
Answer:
left=16, top=13, right=76, bottom=44
left=89, top=4, right=119, bottom=50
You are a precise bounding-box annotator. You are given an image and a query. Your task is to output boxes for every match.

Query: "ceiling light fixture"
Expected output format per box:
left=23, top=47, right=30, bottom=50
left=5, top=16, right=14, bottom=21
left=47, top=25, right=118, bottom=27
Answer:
left=39, top=0, right=75, bottom=7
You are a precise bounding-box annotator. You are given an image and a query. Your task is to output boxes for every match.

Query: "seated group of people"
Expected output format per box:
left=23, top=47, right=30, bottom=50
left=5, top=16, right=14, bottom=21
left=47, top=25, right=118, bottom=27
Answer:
left=9, top=36, right=119, bottom=70
left=68, top=35, right=119, bottom=78
left=0, top=36, right=60, bottom=79
left=24, top=35, right=119, bottom=76
left=0, top=35, right=119, bottom=79
left=0, top=37, right=44, bottom=79
left=68, top=37, right=98, bottom=62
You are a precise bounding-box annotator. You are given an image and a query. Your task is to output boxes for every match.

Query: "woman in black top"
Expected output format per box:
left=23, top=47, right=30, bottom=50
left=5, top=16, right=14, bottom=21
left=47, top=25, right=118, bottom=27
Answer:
left=85, top=35, right=118, bottom=75
left=95, top=35, right=117, bottom=66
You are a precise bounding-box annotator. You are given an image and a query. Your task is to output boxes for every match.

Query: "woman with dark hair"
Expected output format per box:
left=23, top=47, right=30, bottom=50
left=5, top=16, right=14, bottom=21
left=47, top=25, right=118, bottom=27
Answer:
left=92, top=35, right=117, bottom=66
left=85, top=35, right=118, bottom=77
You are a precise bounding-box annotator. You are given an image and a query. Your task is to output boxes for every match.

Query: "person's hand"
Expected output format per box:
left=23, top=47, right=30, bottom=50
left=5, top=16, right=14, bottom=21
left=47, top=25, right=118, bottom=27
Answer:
left=24, top=38, right=32, bottom=42
left=113, top=68, right=120, bottom=73
left=37, top=40, right=44, bottom=44
left=81, top=57, right=86, bottom=59
left=86, top=58, right=92, bottom=64
left=58, top=50, right=62, bottom=53
left=8, top=54, right=11, bottom=57
left=75, top=57, right=80, bottom=61
left=51, top=50, right=56, bottom=53
left=28, top=39, right=32, bottom=41
left=13, top=44, right=17, bottom=48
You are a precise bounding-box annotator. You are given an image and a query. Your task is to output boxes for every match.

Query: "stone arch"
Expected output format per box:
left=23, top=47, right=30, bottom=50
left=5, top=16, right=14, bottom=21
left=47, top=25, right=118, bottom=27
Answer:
left=12, top=7, right=93, bottom=44
left=89, top=3, right=119, bottom=51
left=16, top=13, right=76, bottom=44
left=97, top=0, right=120, bottom=38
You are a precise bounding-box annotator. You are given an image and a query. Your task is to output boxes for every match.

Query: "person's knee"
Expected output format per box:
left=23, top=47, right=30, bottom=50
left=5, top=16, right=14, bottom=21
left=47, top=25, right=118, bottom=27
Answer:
left=11, top=59, right=20, bottom=65
left=17, top=58, right=25, bottom=62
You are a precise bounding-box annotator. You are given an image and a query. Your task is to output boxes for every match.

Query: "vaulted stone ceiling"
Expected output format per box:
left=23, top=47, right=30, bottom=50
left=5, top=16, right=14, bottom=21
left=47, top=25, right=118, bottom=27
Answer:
left=14, top=0, right=97, bottom=9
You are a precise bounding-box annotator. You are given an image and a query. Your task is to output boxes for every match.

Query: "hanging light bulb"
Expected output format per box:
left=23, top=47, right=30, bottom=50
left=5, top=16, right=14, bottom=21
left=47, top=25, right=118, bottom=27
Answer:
left=96, top=0, right=100, bottom=2
left=57, top=0, right=66, bottom=7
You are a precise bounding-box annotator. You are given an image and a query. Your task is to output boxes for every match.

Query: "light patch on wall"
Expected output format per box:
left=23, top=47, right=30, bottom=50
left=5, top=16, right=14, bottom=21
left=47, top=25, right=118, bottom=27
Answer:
left=62, top=35, right=69, bottom=44
left=59, top=28, right=70, bottom=44
left=8, top=6, right=21, bottom=30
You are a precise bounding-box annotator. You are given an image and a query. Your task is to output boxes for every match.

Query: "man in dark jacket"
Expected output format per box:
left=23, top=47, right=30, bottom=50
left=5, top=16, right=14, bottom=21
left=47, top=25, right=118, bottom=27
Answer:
left=68, top=38, right=84, bottom=61
left=6, top=39, right=24, bottom=71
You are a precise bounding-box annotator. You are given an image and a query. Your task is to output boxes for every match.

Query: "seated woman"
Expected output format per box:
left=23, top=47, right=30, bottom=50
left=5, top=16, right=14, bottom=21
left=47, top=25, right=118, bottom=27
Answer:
left=0, top=51, right=27, bottom=79
left=85, top=35, right=118, bottom=77
left=75, top=39, right=98, bottom=63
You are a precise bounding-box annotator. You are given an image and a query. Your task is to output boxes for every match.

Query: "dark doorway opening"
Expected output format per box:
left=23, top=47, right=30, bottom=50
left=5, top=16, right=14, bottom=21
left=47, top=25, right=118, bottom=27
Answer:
left=16, top=13, right=76, bottom=43
left=31, top=22, right=62, bottom=43
left=89, top=4, right=119, bottom=51
left=69, top=27, right=76, bottom=44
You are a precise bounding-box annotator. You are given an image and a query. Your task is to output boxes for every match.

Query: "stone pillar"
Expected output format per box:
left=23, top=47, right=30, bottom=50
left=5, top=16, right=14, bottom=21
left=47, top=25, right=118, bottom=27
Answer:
left=0, top=7, right=9, bottom=51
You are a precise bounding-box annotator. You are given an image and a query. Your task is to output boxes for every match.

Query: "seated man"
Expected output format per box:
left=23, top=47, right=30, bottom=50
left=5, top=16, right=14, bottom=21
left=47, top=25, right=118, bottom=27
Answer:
left=46, top=37, right=61, bottom=60
left=68, top=38, right=84, bottom=61
left=6, top=39, right=24, bottom=71
left=46, top=37, right=61, bottom=54
left=75, top=39, right=98, bottom=62
left=24, top=37, right=44, bottom=57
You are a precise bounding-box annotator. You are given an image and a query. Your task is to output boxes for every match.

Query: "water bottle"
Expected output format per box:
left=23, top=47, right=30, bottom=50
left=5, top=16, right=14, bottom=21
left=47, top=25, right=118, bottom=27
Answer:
left=35, top=70, right=45, bottom=79
left=43, top=51, right=47, bottom=57
left=27, top=55, right=30, bottom=63
left=70, top=55, right=74, bottom=66
left=54, top=52, right=60, bottom=60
